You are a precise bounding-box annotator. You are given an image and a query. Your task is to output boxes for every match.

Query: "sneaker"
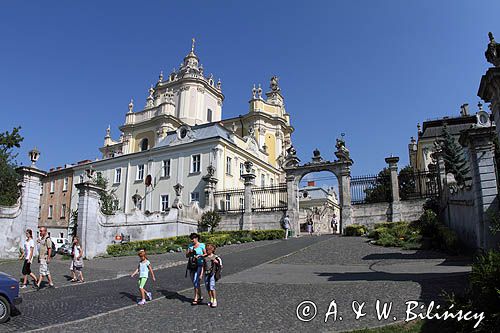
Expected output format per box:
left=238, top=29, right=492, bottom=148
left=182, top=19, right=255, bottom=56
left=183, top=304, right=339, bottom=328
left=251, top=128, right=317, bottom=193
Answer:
left=146, top=292, right=152, bottom=301
left=207, top=302, right=212, bottom=307
left=48, top=283, right=55, bottom=288
left=137, top=299, right=146, bottom=305
left=211, top=300, right=218, bottom=308
left=19, top=285, right=27, bottom=289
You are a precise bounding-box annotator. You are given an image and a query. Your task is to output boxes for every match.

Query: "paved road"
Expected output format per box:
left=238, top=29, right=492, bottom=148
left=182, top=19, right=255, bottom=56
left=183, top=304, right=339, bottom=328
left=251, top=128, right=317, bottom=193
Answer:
left=1, top=236, right=471, bottom=332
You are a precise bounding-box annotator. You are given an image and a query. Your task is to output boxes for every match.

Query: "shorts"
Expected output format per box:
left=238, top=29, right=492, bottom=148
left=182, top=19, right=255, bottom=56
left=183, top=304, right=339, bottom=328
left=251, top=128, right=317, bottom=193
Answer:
left=138, top=277, right=148, bottom=289
left=39, top=259, right=50, bottom=276
left=205, top=274, right=216, bottom=291
left=189, top=266, right=203, bottom=289
left=22, top=260, right=32, bottom=275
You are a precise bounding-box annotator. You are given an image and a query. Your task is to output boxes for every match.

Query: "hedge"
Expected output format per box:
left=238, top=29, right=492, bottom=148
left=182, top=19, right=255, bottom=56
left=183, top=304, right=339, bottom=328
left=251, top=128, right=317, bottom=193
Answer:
left=344, top=224, right=367, bottom=236
left=107, top=229, right=285, bottom=257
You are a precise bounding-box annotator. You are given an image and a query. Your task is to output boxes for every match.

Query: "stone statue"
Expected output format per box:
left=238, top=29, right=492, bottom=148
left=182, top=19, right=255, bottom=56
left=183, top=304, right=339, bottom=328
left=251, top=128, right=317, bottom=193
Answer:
left=270, top=76, right=280, bottom=92
left=335, top=137, right=350, bottom=161
left=287, top=145, right=297, bottom=156
left=486, top=32, right=500, bottom=67
left=247, top=124, right=255, bottom=138
left=206, top=164, right=216, bottom=177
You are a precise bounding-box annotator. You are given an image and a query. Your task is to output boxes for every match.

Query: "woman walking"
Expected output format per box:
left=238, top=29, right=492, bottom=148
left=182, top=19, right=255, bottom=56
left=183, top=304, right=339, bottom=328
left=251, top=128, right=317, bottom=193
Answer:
left=307, top=217, right=313, bottom=235
left=71, top=236, right=85, bottom=283
left=20, top=229, right=38, bottom=288
left=186, top=233, right=206, bottom=305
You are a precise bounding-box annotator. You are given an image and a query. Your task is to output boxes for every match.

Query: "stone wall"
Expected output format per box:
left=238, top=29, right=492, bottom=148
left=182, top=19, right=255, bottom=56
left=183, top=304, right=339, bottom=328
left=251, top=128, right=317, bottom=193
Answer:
left=0, top=167, right=45, bottom=259
left=352, top=199, right=426, bottom=227
left=218, top=211, right=283, bottom=231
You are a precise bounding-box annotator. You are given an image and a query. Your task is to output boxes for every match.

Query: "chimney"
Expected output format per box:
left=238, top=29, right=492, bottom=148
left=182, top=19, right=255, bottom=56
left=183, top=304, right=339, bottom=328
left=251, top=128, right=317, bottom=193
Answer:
left=307, top=181, right=315, bottom=187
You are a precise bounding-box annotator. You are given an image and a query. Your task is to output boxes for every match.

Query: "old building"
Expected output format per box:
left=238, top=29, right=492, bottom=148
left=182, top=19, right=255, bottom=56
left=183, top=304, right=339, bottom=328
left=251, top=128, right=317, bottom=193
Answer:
left=299, top=181, right=340, bottom=234
left=70, top=40, right=294, bottom=214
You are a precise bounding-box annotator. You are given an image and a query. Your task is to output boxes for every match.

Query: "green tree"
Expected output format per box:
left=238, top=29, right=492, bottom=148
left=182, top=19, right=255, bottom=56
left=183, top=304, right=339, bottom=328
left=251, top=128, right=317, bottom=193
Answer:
left=0, top=127, right=24, bottom=206
left=438, top=125, right=470, bottom=185
left=398, top=165, right=420, bottom=200
left=93, top=172, right=119, bottom=215
left=364, top=168, right=391, bottom=203
left=199, top=211, right=221, bottom=233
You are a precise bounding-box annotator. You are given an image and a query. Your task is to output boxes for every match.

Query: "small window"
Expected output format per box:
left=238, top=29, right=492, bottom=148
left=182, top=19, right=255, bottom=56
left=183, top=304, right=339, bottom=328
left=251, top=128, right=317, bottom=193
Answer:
left=114, top=168, right=122, bottom=183
left=63, top=178, right=68, bottom=191
left=190, top=192, right=200, bottom=203
left=61, top=204, right=66, bottom=218
left=48, top=205, right=53, bottom=218
left=137, top=165, right=145, bottom=180
left=160, top=194, right=169, bottom=212
left=50, top=181, right=55, bottom=193
left=240, top=163, right=245, bottom=177
left=140, top=138, right=149, bottom=151
left=239, top=197, right=244, bottom=210
left=207, top=108, right=213, bottom=122
left=226, top=157, right=232, bottom=175
left=162, top=160, right=171, bottom=177
left=191, top=155, right=201, bottom=173
left=225, top=194, right=231, bottom=211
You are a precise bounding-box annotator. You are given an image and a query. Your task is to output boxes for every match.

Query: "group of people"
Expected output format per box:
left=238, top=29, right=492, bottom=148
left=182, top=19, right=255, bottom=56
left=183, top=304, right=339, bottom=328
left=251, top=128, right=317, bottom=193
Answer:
left=129, top=232, right=222, bottom=307
left=20, top=226, right=84, bottom=290
left=282, top=213, right=339, bottom=238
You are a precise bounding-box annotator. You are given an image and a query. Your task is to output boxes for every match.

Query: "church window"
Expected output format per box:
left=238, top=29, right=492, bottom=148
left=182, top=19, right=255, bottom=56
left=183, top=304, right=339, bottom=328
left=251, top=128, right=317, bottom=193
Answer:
left=160, top=195, right=169, bottom=212
left=207, top=108, right=213, bottom=122
left=162, top=160, right=171, bottom=177
left=136, top=165, right=145, bottom=180
left=140, top=138, right=149, bottom=151
left=114, top=168, right=122, bottom=183
left=191, top=155, right=201, bottom=173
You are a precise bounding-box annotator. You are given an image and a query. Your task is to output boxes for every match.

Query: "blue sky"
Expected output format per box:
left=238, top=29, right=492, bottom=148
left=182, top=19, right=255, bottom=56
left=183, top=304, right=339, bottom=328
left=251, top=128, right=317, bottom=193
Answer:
left=1, top=1, right=499, bottom=177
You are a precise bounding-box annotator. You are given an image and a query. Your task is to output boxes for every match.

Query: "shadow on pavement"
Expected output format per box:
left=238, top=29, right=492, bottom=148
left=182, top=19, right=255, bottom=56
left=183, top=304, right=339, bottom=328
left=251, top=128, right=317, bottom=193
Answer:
left=119, top=292, right=138, bottom=303
left=157, top=289, right=192, bottom=304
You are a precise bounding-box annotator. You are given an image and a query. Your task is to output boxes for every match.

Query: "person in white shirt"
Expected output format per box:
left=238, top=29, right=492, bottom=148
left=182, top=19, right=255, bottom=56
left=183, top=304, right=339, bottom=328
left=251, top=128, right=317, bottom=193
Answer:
left=283, top=215, right=291, bottom=239
left=20, top=229, right=38, bottom=288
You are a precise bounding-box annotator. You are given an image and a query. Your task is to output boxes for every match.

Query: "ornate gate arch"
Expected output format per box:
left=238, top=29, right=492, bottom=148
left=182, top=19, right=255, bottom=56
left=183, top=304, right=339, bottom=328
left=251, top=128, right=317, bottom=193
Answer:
left=283, top=138, right=353, bottom=235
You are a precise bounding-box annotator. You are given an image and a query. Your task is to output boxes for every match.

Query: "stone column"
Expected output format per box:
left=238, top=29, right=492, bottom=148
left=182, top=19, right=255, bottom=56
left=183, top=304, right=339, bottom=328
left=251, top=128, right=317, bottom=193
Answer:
left=285, top=174, right=300, bottom=236
left=202, top=173, right=218, bottom=211
left=17, top=166, right=46, bottom=238
left=385, top=156, right=402, bottom=222
left=460, top=126, right=500, bottom=250
left=75, top=182, right=103, bottom=259
left=338, top=169, right=353, bottom=232
left=241, top=161, right=256, bottom=230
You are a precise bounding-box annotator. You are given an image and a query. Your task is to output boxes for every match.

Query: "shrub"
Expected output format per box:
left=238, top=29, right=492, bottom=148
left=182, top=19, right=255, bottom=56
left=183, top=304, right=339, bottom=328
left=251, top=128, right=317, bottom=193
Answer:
left=344, top=224, right=367, bottom=236
left=376, top=233, right=401, bottom=247
left=417, top=209, right=439, bottom=237
left=199, top=211, right=221, bottom=233
left=106, top=229, right=284, bottom=257
left=368, top=227, right=388, bottom=240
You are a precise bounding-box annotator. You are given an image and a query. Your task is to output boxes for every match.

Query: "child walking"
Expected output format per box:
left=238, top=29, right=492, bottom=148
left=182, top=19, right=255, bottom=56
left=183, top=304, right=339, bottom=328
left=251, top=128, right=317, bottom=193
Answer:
left=203, top=244, right=222, bottom=308
left=131, top=250, right=156, bottom=305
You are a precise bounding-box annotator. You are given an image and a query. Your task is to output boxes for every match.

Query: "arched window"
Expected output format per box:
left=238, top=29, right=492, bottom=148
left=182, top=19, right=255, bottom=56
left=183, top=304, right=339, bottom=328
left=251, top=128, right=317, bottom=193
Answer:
left=140, top=138, right=149, bottom=151
left=207, top=108, right=213, bottom=122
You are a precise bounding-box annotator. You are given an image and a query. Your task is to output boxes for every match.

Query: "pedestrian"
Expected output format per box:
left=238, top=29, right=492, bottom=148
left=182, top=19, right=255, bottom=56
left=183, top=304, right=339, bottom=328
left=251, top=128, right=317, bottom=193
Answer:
left=186, top=232, right=206, bottom=305
left=283, top=215, right=290, bottom=240
left=331, top=214, right=338, bottom=234
left=35, top=227, right=54, bottom=289
left=19, top=229, right=38, bottom=288
left=307, top=217, right=313, bottom=236
left=71, top=236, right=85, bottom=283
left=203, top=244, right=222, bottom=308
left=130, top=249, right=156, bottom=305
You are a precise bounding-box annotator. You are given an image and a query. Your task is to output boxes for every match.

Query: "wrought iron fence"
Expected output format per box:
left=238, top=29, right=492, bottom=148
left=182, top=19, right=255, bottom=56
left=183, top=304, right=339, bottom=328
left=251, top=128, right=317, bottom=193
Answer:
left=399, top=170, right=439, bottom=200
left=351, top=174, right=391, bottom=205
left=252, top=183, right=288, bottom=212
left=214, top=188, right=245, bottom=213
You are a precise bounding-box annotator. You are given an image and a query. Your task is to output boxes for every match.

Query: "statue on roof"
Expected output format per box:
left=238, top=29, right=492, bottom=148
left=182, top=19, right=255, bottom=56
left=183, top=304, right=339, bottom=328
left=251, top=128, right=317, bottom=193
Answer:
left=486, top=32, right=500, bottom=67
left=270, top=75, right=280, bottom=92
left=335, top=134, right=350, bottom=161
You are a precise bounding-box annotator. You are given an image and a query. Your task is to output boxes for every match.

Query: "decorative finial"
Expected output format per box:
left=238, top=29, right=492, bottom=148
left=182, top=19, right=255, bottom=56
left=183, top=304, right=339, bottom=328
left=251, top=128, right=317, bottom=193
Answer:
left=128, top=98, right=134, bottom=113
left=252, top=84, right=257, bottom=99
left=149, top=85, right=154, bottom=97
left=106, top=125, right=111, bottom=137
left=257, top=84, right=262, bottom=99
left=417, top=123, right=421, bottom=133
left=217, top=78, right=221, bottom=89
left=478, top=101, right=484, bottom=111
left=270, top=75, right=280, bottom=92
left=158, top=70, right=163, bottom=83
left=191, top=37, right=196, bottom=53
left=489, top=32, right=495, bottom=43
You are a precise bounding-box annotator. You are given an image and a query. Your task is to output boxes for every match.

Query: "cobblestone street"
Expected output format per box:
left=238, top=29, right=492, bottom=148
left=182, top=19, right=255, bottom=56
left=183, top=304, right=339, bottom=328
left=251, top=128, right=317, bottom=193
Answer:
left=0, top=236, right=471, bottom=332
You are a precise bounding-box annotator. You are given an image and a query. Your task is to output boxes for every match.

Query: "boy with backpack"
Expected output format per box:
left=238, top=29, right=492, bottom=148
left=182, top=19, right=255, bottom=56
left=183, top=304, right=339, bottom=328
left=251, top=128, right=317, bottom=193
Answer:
left=36, top=227, right=56, bottom=290
left=203, top=243, right=223, bottom=308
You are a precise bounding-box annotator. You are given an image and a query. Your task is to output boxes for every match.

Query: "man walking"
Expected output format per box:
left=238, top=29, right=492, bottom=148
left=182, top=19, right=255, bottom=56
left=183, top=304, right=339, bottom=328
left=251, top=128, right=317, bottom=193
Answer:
left=36, top=227, right=54, bottom=289
left=331, top=214, right=338, bottom=235
left=283, top=215, right=290, bottom=240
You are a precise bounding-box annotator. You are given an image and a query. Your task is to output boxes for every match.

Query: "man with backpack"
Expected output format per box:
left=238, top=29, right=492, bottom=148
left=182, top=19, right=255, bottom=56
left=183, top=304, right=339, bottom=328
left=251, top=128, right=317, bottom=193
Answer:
left=36, top=227, right=55, bottom=289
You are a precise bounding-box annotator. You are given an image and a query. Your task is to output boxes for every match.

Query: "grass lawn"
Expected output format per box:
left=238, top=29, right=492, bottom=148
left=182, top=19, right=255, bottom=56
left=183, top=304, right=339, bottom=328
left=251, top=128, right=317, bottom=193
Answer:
left=348, top=320, right=423, bottom=333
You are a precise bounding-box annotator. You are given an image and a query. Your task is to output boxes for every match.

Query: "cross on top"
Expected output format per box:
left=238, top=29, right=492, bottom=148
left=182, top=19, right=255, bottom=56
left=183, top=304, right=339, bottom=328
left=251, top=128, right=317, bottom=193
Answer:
left=191, top=37, right=196, bottom=53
